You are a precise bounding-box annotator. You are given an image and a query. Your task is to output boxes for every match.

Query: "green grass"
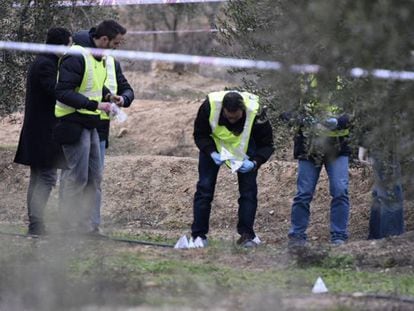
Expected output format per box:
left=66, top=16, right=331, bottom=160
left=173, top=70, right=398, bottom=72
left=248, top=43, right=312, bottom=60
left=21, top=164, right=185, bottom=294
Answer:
left=109, top=231, right=177, bottom=245
left=0, top=145, right=17, bottom=150
left=66, top=248, right=414, bottom=298
left=1, top=231, right=414, bottom=309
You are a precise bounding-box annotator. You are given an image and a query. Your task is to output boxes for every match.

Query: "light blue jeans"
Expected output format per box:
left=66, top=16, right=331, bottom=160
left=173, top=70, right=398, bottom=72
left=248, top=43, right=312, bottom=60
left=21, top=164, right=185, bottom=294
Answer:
left=59, top=128, right=102, bottom=232
left=91, top=140, right=106, bottom=229
left=288, top=156, right=350, bottom=242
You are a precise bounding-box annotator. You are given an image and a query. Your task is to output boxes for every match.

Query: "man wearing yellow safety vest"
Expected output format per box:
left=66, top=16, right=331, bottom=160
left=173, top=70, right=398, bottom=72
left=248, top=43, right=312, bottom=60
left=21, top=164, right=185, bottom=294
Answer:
left=73, top=24, right=135, bottom=233
left=281, top=74, right=352, bottom=247
left=192, top=91, right=274, bottom=248
left=55, top=20, right=127, bottom=233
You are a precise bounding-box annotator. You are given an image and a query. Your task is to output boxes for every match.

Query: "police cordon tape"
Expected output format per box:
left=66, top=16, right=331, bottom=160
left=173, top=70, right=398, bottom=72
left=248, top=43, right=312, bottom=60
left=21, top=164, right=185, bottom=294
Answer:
left=128, top=28, right=219, bottom=35
left=96, top=0, right=227, bottom=4
left=13, top=0, right=227, bottom=7
left=1, top=40, right=413, bottom=81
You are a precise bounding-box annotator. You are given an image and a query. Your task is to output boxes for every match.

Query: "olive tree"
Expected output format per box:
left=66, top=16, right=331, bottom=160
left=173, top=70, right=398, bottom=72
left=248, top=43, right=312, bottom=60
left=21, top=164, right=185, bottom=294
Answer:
left=0, top=0, right=115, bottom=115
left=219, top=0, right=414, bottom=162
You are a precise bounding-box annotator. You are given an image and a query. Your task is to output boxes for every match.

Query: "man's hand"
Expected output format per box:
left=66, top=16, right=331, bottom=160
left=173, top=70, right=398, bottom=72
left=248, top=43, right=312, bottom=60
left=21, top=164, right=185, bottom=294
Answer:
left=238, top=159, right=256, bottom=173
left=210, top=152, right=224, bottom=166
left=321, top=117, right=338, bottom=130
left=98, top=102, right=112, bottom=113
left=110, top=94, right=124, bottom=107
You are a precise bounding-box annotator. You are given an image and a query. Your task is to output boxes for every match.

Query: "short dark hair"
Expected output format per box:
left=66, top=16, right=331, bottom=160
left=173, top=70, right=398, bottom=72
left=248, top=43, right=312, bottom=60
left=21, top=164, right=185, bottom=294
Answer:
left=46, top=27, right=72, bottom=45
left=94, top=20, right=127, bottom=40
left=222, top=92, right=245, bottom=112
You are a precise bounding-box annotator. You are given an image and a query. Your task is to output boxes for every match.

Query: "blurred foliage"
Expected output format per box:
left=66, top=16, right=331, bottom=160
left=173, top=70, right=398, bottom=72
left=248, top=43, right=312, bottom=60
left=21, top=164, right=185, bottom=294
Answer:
left=120, top=3, right=220, bottom=53
left=119, top=3, right=221, bottom=71
left=0, top=0, right=116, bottom=116
left=218, top=0, right=414, bottom=164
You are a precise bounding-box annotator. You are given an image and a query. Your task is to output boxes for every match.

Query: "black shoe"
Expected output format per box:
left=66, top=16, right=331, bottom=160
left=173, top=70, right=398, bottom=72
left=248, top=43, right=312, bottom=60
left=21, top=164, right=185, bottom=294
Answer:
left=237, top=233, right=257, bottom=248
left=28, top=224, right=46, bottom=236
left=87, top=226, right=104, bottom=237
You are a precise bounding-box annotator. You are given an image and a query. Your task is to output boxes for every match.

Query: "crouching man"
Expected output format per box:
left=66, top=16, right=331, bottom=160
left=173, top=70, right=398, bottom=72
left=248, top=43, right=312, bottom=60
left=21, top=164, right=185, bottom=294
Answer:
left=191, top=91, right=274, bottom=247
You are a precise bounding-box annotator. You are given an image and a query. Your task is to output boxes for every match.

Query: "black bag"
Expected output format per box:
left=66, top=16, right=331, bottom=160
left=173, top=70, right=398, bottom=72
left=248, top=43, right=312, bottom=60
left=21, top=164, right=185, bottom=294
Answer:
left=53, top=121, right=83, bottom=145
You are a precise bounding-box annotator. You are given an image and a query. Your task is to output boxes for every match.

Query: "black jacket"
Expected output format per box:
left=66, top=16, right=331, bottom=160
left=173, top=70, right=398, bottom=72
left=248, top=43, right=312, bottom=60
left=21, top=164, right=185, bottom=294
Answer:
left=73, top=29, right=135, bottom=145
left=194, top=98, right=274, bottom=168
left=14, top=54, right=65, bottom=168
left=280, top=111, right=352, bottom=162
left=55, top=31, right=111, bottom=129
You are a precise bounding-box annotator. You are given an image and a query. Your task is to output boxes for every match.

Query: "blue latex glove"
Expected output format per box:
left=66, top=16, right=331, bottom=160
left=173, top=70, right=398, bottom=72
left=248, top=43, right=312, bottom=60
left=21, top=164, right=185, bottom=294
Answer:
left=322, top=117, right=338, bottom=130
left=210, top=152, right=224, bottom=166
left=238, top=159, right=255, bottom=173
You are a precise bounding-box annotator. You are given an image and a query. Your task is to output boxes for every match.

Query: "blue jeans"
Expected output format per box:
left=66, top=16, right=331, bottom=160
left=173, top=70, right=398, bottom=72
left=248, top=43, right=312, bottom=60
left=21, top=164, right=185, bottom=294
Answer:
left=59, top=128, right=102, bottom=232
left=368, top=152, right=404, bottom=239
left=27, top=167, right=57, bottom=231
left=288, top=156, right=350, bottom=241
left=91, top=140, right=106, bottom=229
left=191, top=152, right=258, bottom=239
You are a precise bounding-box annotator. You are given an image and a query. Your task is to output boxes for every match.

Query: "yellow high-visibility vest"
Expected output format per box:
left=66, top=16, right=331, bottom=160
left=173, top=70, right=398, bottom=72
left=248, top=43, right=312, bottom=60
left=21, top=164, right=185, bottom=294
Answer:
left=55, top=45, right=106, bottom=118
left=208, top=91, right=259, bottom=165
left=302, top=74, right=349, bottom=137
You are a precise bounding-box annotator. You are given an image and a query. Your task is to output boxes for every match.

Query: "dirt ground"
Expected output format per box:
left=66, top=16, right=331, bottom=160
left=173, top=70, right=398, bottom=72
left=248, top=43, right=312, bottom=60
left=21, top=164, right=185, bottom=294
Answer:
left=1, top=69, right=414, bottom=310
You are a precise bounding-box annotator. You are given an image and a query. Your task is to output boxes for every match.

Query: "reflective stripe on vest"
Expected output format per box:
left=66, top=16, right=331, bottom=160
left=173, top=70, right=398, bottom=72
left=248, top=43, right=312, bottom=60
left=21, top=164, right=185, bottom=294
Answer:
left=208, top=91, right=259, bottom=163
left=105, top=56, right=118, bottom=94
left=55, top=45, right=106, bottom=118
left=100, top=56, right=118, bottom=120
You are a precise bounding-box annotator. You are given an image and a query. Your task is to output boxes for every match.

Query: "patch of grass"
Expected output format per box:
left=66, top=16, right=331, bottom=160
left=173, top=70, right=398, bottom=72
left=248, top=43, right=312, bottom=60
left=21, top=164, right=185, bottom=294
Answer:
left=109, top=231, right=177, bottom=245
left=69, top=249, right=414, bottom=297
left=320, top=254, right=355, bottom=269
left=0, top=145, right=17, bottom=150
left=1, top=234, right=414, bottom=309
left=294, top=267, right=414, bottom=296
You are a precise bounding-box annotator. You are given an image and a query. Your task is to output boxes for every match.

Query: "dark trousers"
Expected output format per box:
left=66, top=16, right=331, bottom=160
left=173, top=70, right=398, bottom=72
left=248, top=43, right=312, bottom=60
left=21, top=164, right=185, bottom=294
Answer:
left=191, top=152, right=258, bottom=239
left=368, top=152, right=404, bottom=239
left=27, top=167, right=57, bottom=230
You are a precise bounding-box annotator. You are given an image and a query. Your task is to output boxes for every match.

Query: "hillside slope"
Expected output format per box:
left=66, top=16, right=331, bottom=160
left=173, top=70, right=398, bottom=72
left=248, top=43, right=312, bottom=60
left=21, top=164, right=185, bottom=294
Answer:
left=0, top=69, right=412, bottom=244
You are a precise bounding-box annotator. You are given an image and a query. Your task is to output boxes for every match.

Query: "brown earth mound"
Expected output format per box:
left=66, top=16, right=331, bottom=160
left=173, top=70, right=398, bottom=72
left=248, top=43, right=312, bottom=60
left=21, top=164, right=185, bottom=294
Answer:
left=0, top=70, right=413, bottom=246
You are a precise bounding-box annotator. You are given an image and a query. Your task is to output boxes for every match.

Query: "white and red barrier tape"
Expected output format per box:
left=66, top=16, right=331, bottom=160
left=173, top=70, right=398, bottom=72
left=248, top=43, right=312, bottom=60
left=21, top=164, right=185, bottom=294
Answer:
left=13, top=0, right=227, bottom=7
left=128, top=28, right=218, bottom=35
left=0, top=40, right=413, bottom=81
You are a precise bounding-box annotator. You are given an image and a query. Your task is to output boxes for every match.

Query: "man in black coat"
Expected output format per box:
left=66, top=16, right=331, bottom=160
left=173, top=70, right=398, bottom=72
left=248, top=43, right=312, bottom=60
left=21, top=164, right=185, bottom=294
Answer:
left=73, top=26, right=134, bottom=232
left=14, top=27, right=72, bottom=235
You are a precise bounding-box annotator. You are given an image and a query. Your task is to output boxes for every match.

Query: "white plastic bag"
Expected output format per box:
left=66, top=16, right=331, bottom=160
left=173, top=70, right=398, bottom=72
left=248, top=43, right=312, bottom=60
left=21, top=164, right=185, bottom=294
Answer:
left=109, top=103, right=128, bottom=123
left=220, top=147, right=245, bottom=173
